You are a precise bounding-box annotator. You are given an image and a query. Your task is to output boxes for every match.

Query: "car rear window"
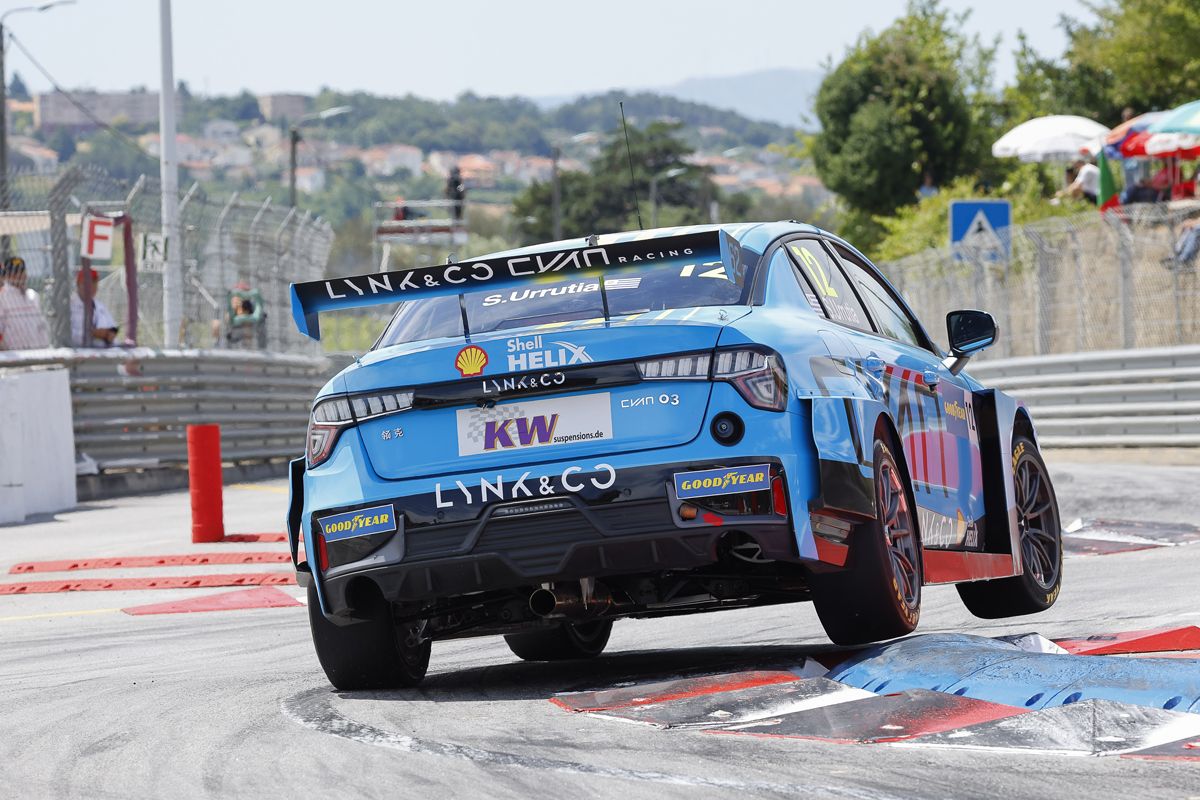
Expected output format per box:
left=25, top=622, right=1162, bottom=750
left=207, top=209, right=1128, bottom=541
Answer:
left=375, top=254, right=751, bottom=348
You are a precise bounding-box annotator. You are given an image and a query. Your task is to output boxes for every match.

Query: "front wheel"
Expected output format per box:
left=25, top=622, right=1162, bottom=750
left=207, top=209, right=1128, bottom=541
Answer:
left=809, top=439, right=922, bottom=645
left=957, top=434, right=1063, bottom=619
left=504, top=620, right=613, bottom=661
left=307, top=584, right=431, bottom=690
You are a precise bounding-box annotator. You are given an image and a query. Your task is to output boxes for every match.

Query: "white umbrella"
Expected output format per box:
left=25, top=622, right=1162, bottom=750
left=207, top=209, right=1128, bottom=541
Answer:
left=992, top=115, right=1111, bottom=162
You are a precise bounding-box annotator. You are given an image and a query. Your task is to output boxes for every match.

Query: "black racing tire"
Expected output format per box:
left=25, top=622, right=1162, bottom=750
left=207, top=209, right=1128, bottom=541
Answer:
left=957, top=434, right=1063, bottom=619
left=809, top=439, right=923, bottom=645
left=307, top=584, right=431, bottom=690
left=504, top=620, right=613, bottom=661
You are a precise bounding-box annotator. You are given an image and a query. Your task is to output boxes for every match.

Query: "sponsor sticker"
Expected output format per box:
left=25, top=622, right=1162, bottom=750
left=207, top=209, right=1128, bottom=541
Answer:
left=317, top=504, right=398, bottom=542
left=435, top=462, right=617, bottom=509
left=506, top=334, right=593, bottom=371
left=455, top=345, right=489, bottom=377
left=456, top=392, right=613, bottom=457
left=674, top=464, right=770, bottom=500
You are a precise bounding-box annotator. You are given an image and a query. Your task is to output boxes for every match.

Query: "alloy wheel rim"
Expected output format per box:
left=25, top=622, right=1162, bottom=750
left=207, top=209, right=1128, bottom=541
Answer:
left=1014, top=454, right=1060, bottom=590
left=878, top=457, right=920, bottom=609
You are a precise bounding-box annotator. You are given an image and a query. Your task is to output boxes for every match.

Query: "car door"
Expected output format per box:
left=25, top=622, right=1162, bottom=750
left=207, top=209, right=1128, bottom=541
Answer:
left=824, top=240, right=986, bottom=551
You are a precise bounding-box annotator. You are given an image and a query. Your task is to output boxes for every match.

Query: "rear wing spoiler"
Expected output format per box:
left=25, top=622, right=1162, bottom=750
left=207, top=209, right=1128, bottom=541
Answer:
left=290, top=230, right=734, bottom=340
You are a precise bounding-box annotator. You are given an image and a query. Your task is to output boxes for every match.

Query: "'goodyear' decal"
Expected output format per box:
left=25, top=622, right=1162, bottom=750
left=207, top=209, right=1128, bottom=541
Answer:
left=318, top=504, right=397, bottom=542
left=674, top=464, right=770, bottom=500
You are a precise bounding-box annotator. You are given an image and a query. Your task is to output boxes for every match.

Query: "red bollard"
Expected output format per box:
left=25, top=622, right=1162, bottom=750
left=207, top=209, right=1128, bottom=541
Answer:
left=187, top=424, right=225, bottom=543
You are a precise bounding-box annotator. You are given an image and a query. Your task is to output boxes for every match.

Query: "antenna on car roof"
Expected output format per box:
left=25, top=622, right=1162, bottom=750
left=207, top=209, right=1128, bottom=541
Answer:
left=619, top=101, right=644, bottom=230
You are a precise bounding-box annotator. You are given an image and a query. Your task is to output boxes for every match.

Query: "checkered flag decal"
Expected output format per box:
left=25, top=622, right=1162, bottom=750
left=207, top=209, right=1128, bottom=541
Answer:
left=461, top=403, right=527, bottom=446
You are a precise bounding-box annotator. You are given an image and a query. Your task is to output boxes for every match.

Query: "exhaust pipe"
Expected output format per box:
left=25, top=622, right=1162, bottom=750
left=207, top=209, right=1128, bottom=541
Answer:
left=529, top=582, right=614, bottom=619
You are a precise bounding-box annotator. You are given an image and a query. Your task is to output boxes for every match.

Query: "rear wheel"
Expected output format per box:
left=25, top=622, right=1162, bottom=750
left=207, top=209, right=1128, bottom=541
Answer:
left=810, top=439, right=922, bottom=645
left=957, top=434, right=1063, bottom=618
left=504, top=620, right=613, bottom=661
left=307, top=584, right=431, bottom=690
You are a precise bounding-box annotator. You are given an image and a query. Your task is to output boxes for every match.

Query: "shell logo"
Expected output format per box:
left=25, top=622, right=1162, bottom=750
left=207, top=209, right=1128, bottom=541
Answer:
left=455, top=345, right=489, bottom=377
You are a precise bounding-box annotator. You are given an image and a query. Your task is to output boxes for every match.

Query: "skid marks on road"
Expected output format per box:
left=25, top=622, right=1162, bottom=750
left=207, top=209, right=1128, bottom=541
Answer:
left=548, top=628, right=1200, bottom=761
left=280, top=688, right=909, bottom=798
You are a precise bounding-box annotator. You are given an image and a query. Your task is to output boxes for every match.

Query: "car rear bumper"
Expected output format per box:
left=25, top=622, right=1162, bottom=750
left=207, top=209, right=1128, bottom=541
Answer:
left=294, top=456, right=801, bottom=617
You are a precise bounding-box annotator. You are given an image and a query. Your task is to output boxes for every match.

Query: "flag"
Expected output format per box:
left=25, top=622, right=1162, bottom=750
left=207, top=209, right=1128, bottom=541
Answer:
left=1097, top=150, right=1119, bottom=211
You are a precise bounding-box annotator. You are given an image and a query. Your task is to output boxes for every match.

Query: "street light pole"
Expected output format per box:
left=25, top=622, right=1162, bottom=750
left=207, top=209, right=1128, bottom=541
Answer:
left=0, top=2, right=75, bottom=257
left=158, top=0, right=183, bottom=347
left=649, top=167, right=687, bottom=229
left=550, top=146, right=561, bottom=240
left=288, top=126, right=299, bottom=208
left=288, top=105, right=350, bottom=208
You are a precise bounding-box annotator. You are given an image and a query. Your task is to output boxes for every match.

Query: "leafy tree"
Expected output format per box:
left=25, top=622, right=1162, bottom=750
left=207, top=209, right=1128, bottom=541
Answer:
left=8, top=71, right=29, bottom=101
left=1001, top=29, right=1122, bottom=125
left=70, top=134, right=157, bottom=183
left=44, top=128, right=76, bottom=161
left=811, top=1, right=980, bottom=219
left=1078, top=0, right=1200, bottom=113
left=512, top=122, right=734, bottom=243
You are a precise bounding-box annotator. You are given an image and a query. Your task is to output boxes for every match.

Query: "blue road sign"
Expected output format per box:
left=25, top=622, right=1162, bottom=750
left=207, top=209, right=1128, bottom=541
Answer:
left=950, top=200, right=1011, bottom=262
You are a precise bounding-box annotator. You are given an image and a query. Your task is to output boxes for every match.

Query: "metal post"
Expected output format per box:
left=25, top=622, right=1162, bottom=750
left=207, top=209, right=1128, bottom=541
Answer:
left=289, top=127, right=300, bottom=208
left=649, top=175, right=659, bottom=229
left=1117, top=220, right=1135, bottom=349
left=46, top=166, right=81, bottom=347
left=0, top=22, right=8, bottom=258
left=550, top=146, right=561, bottom=241
left=247, top=197, right=271, bottom=305
left=272, top=207, right=296, bottom=350
left=215, top=191, right=238, bottom=302
left=158, top=0, right=183, bottom=347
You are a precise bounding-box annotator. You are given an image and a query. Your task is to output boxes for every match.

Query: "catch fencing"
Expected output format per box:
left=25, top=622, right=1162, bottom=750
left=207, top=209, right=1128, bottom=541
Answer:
left=881, top=203, right=1200, bottom=359
left=0, top=166, right=333, bottom=354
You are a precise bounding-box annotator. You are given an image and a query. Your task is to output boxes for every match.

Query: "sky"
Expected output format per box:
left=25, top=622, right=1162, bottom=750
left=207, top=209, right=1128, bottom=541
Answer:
left=2, top=0, right=1086, bottom=101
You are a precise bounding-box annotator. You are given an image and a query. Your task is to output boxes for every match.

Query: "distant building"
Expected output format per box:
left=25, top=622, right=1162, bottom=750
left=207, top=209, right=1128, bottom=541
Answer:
left=9, top=137, right=58, bottom=173
left=360, top=144, right=423, bottom=177
left=203, top=119, right=240, bottom=144
left=456, top=153, right=498, bottom=187
left=515, top=156, right=554, bottom=185
left=294, top=166, right=326, bottom=194
left=34, top=90, right=178, bottom=131
left=257, top=93, right=310, bottom=123
left=242, top=123, right=283, bottom=150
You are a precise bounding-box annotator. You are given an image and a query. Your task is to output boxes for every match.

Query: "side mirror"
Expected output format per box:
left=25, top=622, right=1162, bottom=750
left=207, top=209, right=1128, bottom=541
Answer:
left=944, top=309, right=998, bottom=375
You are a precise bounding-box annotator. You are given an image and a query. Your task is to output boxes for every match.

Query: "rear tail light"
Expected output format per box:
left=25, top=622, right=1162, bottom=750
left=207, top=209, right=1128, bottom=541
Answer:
left=638, top=348, right=786, bottom=410
left=636, top=353, right=711, bottom=379
left=306, top=389, right=414, bottom=468
left=713, top=348, right=787, bottom=411
left=307, top=397, right=353, bottom=468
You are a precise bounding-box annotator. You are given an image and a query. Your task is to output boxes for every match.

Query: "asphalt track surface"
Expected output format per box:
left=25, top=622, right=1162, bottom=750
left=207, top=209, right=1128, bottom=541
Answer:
left=2, top=453, right=1199, bottom=799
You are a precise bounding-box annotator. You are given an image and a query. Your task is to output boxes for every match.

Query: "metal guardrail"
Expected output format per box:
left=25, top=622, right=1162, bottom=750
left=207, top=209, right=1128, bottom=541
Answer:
left=0, top=348, right=327, bottom=471
left=970, top=346, right=1200, bottom=447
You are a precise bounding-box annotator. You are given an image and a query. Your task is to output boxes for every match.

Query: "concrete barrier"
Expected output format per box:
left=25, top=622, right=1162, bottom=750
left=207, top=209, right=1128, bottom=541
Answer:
left=0, top=366, right=77, bottom=523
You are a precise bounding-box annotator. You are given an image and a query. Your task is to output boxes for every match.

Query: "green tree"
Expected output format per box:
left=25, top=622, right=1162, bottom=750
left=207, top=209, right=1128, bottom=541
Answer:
left=811, top=1, right=982, bottom=220
left=511, top=121, right=731, bottom=243
left=8, top=71, right=29, bottom=101
left=1079, top=0, right=1200, bottom=113
left=71, top=134, right=157, bottom=183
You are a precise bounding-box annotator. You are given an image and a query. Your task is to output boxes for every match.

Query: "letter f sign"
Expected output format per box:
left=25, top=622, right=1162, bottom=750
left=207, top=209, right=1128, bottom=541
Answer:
left=81, top=215, right=115, bottom=260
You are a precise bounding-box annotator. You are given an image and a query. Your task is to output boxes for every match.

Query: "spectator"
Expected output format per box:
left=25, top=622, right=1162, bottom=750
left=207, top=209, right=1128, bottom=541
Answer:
left=70, top=268, right=119, bottom=347
left=1056, top=158, right=1100, bottom=204
left=1164, top=217, right=1200, bottom=270
left=916, top=172, right=938, bottom=201
left=215, top=281, right=265, bottom=349
left=445, top=166, right=465, bottom=221
left=0, top=256, right=51, bottom=350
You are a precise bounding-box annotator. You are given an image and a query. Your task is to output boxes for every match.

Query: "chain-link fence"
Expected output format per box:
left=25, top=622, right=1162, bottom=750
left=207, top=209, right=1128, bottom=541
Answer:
left=881, top=202, right=1200, bottom=359
left=0, top=165, right=334, bottom=355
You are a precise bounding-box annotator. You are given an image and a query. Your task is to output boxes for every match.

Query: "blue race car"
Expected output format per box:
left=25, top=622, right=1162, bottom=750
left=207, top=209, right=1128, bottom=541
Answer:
left=287, top=223, right=1063, bottom=690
